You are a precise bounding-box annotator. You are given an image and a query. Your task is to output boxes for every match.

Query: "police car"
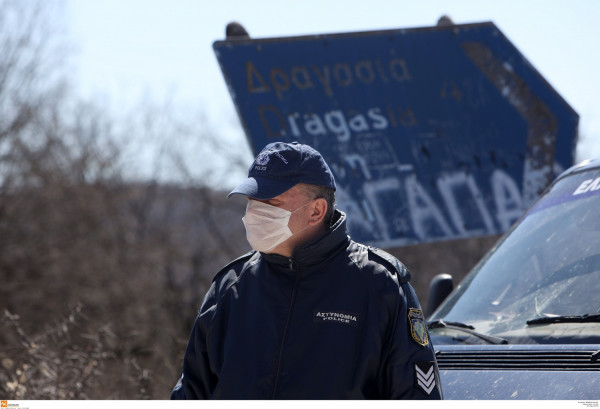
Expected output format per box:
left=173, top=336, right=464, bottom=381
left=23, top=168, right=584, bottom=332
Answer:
left=427, top=158, right=600, bottom=399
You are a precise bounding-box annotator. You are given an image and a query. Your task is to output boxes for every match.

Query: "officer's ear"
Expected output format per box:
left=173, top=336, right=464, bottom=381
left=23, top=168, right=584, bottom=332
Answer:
left=308, top=198, right=328, bottom=226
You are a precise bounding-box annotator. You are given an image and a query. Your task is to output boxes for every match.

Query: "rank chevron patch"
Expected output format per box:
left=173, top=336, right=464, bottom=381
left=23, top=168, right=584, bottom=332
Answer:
left=414, top=361, right=437, bottom=395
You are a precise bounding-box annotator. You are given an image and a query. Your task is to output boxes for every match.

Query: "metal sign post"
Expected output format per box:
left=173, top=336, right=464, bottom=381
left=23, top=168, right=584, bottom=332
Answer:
left=214, top=22, right=578, bottom=248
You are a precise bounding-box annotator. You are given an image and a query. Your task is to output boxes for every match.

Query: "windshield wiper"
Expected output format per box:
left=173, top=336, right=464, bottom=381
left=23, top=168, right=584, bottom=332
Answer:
left=427, top=319, right=509, bottom=345
left=526, top=313, right=600, bottom=326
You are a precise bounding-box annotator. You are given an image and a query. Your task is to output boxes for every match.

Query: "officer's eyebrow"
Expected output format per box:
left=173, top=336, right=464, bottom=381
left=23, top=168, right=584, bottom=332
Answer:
left=252, top=197, right=286, bottom=207
left=266, top=198, right=286, bottom=207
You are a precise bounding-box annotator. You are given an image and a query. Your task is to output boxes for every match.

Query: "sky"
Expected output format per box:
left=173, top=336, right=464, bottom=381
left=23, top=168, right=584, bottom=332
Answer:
left=65, top=0, right=600, bottom=187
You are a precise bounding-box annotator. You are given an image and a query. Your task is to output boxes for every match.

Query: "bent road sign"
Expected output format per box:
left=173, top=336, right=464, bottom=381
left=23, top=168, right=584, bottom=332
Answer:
left=213, top=22, right=579, bottom=248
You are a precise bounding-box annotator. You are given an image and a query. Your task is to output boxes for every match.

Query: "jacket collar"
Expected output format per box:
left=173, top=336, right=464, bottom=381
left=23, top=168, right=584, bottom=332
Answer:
left=262, top=210, right=349, bottom=273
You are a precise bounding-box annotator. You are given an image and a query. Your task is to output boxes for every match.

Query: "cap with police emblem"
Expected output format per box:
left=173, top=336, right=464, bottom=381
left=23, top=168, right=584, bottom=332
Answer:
left=228, top=141, right=336, bottom=200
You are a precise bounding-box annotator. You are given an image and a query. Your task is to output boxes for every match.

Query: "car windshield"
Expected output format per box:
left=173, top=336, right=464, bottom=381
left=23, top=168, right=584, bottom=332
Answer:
left=429, top=168, right=600, bottom=344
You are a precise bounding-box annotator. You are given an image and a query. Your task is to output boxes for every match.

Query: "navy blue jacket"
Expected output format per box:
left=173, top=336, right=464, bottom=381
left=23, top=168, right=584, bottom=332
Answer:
left=171, top=210, right=442, bottom=399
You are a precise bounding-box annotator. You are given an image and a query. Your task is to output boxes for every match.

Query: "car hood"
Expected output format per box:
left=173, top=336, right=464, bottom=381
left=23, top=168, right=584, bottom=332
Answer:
left=435, top=344, right=600, bottom=399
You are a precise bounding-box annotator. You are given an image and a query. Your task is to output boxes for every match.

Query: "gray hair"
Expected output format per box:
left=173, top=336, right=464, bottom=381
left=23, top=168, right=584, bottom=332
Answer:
left=297, top=183, right=336, bottom=227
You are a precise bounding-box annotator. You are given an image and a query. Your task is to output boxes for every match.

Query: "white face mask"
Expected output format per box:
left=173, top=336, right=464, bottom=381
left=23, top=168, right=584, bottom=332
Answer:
left=242, top=199, right=313, bottom=253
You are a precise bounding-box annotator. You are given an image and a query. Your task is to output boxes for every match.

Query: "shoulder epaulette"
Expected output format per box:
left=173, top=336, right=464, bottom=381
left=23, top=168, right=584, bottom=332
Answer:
left=212, top=250, right=257, bottom=283
left=367, top=246, right=411, bottom=283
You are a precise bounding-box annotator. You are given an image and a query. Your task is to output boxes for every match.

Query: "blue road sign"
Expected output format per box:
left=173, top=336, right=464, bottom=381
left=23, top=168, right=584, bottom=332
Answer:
left=213, top=22, right=579, bottom=248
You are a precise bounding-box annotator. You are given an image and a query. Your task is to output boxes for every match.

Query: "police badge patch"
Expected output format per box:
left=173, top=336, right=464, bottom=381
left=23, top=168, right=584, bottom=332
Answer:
left=408, top=308, right=429, bottom=346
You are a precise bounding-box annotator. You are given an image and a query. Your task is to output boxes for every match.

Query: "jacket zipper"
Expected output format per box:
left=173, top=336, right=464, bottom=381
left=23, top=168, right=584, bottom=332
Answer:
left=271, top=257, right=299, bottom=399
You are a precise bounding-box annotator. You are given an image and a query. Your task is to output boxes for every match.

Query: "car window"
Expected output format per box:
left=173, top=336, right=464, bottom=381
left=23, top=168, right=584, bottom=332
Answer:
left=430, top=168, right=600, bottom=341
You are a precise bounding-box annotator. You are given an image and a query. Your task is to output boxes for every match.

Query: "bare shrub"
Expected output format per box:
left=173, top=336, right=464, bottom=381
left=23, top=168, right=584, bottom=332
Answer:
left=1, top=305, right=113, bottom=399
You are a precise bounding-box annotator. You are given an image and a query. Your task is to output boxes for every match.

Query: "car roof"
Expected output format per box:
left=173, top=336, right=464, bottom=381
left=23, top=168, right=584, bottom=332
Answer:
left=556, top=158, right=600, bottom=182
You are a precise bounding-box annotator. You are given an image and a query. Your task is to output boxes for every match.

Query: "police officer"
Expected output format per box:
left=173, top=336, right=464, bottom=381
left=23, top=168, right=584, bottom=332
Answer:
left=171, top=142, right=443, bottom=399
